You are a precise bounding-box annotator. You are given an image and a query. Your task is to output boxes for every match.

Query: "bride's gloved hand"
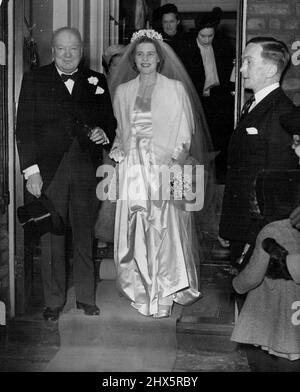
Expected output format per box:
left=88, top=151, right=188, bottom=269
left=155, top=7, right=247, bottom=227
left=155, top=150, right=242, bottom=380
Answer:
left=109, top=148, right=125, bottom=163
left=218, top=235, right=230, bottom=248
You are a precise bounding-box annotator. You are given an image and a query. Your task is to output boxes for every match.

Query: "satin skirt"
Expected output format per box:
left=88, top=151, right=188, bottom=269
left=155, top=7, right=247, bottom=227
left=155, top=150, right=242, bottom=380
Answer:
left=113, top=103, right=201, bottom=316
left=114, top=167, right=202, bottom=316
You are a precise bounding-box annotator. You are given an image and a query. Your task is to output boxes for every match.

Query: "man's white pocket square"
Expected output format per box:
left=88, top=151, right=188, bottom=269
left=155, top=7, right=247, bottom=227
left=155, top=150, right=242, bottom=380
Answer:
left=246, top=127, right=258, bottom=135
left=95, top=86, right=104, bottom=95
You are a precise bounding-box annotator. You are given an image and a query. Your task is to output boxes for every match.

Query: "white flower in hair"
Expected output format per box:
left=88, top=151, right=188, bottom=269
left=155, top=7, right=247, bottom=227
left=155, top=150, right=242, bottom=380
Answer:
left=131, top=29, right=163, bottom=43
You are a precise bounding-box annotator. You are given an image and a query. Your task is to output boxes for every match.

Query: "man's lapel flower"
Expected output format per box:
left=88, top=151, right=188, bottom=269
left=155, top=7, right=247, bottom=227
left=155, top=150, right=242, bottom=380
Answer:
left=88, top=76, right=99, bottom=85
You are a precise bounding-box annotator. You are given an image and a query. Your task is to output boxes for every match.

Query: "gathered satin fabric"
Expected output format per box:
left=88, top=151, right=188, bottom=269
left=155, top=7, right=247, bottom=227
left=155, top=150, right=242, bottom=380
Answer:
left=114, top=92, right=201, bottom=316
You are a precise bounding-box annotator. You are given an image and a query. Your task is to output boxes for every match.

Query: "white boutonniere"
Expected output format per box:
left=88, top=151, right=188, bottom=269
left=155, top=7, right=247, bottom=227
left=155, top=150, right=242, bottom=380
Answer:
left=95, top=86, right=104, bottom=95
left=88, top=76, right=99, bottom=85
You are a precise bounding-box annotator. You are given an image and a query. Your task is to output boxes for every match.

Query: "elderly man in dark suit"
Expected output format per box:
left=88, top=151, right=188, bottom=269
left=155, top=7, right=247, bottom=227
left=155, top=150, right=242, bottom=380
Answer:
left=219, top=37, right=298, bottom=270
left=16, top=27, right=116, bottom=321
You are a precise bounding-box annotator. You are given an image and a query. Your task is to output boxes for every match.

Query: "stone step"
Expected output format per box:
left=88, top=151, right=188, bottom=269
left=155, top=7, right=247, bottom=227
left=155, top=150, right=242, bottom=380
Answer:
left=177, top=332, right=237, bottom=354
left=177, top=316, right=236, bottom=353
left=99, top=258, right=232, bottom=280
left=178, top=317, right=234, bottom=334
left=174, top=347, right=250, bottom=372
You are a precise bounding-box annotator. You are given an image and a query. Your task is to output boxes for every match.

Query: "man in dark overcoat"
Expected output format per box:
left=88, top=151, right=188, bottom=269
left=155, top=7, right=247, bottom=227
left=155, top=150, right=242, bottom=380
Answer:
left=219, top=37, right=298, bottom=269
left=16, top=27, right=117, bottom=321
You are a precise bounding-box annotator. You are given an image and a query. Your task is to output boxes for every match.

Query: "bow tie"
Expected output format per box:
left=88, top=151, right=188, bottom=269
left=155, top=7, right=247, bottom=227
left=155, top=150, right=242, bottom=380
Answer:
left=60, top=71, right=79, bottom=83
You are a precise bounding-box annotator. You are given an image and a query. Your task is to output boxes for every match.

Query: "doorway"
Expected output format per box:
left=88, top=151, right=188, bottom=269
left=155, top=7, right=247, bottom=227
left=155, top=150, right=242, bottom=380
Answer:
left=11, top=0, right=248, bottom=317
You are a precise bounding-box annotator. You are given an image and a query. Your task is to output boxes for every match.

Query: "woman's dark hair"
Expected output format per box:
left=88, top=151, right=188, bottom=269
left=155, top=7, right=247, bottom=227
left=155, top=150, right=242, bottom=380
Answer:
left=128, top=37, right=165, bottom=73
left=196, top=7, right=222, bottom=32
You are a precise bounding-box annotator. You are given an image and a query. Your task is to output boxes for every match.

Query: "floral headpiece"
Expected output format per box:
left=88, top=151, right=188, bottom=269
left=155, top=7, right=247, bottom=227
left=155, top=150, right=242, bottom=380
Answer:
left=131, top=29, right=163, bottom=43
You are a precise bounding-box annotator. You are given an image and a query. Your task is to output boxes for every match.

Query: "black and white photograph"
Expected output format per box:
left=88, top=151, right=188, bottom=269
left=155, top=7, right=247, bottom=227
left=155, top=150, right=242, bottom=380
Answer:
left=0, top=0, right=300, bottom=377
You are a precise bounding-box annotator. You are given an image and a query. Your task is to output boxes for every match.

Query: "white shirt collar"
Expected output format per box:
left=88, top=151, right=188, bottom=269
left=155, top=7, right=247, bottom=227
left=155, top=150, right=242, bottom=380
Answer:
left=55, top=66, right=78, bottom=76
left=254, top=82, right=280, bottom=105
left=55, top=66, right=78, bottom=94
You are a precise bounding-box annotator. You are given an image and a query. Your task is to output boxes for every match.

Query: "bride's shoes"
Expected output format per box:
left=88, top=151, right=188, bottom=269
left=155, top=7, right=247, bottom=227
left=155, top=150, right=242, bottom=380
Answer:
left=153, top=305, right=172, bottom=319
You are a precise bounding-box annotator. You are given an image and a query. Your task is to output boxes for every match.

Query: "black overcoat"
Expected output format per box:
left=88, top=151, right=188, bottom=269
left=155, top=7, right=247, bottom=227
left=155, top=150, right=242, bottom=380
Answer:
left=16, top=62, right=117, bottom=190
left=220, top=87, right=298, bottom=243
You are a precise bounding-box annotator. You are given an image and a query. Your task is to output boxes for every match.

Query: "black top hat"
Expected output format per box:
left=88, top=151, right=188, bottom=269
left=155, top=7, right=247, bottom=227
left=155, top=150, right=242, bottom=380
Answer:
left=17, top=194, right=65, bottom=243
left=196, top=7, right=223, bottom=31
left=280, top=106, right=300, bottom=135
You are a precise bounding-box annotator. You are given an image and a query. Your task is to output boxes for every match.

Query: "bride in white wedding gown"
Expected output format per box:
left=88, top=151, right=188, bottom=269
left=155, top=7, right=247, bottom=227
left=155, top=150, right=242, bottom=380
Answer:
left=108, top=30, right=216, bottom=318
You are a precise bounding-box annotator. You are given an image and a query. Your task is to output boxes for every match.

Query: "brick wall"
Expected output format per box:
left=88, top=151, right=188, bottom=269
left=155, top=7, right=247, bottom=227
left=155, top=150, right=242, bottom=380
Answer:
left=247, top=0, right=300, bottom=104
left=0, top=211, right=9, bottom=311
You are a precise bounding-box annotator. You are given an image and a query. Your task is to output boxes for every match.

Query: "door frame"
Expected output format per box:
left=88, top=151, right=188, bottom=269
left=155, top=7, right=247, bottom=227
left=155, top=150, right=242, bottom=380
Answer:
left=9, top=0, right=246, bottom=317
left=234, top=0, right=247, bottom=126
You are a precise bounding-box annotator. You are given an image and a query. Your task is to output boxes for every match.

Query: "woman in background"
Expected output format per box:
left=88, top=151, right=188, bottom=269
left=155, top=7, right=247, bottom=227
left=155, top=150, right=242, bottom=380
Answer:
left=194, top=7, right=234, bottom=184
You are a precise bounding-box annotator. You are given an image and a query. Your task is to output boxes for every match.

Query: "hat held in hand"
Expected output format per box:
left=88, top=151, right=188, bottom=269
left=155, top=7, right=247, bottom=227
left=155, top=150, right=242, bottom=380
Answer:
left=17, top=194, right=65, bottom=242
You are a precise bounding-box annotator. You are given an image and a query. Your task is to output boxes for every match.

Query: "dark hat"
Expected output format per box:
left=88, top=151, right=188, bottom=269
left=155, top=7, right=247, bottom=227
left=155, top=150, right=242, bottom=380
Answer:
left=196, top=7, right=223, bottom=31
left=280, top=106, right=300, bottom=135
left=160, top=3, right=178, bottom=16
left=17, top=194, right=65, bottom=243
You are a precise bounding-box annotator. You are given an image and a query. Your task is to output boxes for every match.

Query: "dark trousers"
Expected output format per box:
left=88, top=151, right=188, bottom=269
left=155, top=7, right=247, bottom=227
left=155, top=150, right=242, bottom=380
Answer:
left=245, top=345, right=300, bottom=372
left=40, top=140, right=98, bottom=308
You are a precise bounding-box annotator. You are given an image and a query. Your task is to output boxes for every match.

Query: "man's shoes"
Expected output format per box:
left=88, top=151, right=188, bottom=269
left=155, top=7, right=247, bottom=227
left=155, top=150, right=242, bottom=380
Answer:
left=76, top=301, right=100, bottom=316
left=43, top=306, right=62, bottom=322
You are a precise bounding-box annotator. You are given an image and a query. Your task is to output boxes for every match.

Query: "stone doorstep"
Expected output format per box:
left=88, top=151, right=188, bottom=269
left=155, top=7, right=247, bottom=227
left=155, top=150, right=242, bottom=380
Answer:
left=3, top=318, right=59, bottom=345
left=176, top=320, right=237, bottom=354
left=174, top=348, right=250, bottom=372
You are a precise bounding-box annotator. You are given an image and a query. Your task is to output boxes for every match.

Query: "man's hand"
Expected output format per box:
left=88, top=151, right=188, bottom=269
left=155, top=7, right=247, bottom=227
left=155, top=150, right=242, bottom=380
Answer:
left=26, top=173, right=43, bottom=198
left=290, top=206, right=300, bottom=229
left=218, top=235, right=230, bottom=247
left=88, top=127, right=109, bottom=145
